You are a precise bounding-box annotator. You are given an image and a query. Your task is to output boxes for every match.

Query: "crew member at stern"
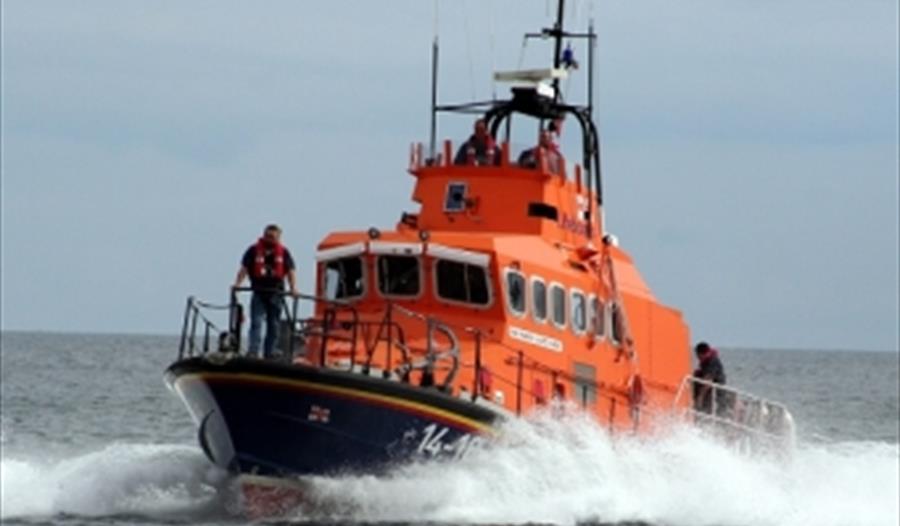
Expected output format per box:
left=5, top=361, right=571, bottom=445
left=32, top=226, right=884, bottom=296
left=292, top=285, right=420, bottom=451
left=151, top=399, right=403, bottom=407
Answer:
left=692, top=341, right=729, bottom=416
left=233, top=224, right=298, bottom=358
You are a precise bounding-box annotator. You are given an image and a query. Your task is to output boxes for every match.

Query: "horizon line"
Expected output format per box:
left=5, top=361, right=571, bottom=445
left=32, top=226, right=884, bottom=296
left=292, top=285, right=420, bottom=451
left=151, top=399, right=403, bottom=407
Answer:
left=1, top=328, right=896, bottom=354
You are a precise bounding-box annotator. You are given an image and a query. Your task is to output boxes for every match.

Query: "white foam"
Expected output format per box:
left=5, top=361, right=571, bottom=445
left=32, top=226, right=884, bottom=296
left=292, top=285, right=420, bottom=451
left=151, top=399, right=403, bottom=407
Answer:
left=0, top=442, right=225, bottom=520
left=1, top=418, right=896, bottom=525
left=303, top=412, right=900, bottom=526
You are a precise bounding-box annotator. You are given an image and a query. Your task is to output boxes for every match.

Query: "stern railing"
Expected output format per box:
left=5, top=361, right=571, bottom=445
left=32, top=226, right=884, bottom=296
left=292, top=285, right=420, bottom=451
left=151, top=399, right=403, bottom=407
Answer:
left=674, top=376, right=796, bottom=451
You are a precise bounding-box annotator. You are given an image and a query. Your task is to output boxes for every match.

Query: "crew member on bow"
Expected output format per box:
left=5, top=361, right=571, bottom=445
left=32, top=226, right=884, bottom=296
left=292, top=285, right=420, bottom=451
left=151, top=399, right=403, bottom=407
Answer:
left=233, top=224, right=298, bottom=358
left=454, top=118, right=500, bottom=166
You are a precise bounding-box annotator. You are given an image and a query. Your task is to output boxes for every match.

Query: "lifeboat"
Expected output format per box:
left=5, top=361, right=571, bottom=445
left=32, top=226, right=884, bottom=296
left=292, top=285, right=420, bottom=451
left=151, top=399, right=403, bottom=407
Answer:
left=165, top=1, right=794, bottom=516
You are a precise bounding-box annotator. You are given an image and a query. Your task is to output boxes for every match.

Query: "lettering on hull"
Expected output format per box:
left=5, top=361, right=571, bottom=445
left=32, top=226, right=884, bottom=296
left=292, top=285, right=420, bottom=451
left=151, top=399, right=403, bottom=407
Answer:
left=508, top=326, right=563, bottom=352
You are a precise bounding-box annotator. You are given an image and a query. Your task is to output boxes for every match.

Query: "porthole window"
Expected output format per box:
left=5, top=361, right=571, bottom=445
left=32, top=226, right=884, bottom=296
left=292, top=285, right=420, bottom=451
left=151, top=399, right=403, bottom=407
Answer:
left=589, top=296, right=605, bottom=337
left=551, top=284, right=566, bottom=329
left=571, top=290, right=587, bottom=334
left=435, top=259, right=490, bottom=306
left=505, top=270, right=526, bottom=316
left=531, top=278, right=547, bottom=323
left=610, top=302, right=623, bottom=344
left=323, top=257, right=365, bottom=300
left=377, top=255, right=420, bottom=297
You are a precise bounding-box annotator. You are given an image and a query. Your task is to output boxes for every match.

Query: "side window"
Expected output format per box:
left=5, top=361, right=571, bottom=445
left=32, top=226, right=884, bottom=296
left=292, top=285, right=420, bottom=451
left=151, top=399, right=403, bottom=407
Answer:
left=435, top=260, right=490, bottom=306
left=589, top=296, right=605, bottom=337
left=323, top=257, right=364, bottom=300
left=551, top=284, right=566, bottom=328
left=505, top=270, right=526, bottom=316
left=444, top=182, right=468, bottom=212
left=571, top=290, right=586, bottom=334
left=610, top=302, right=623, bottom=344
left=377, top=256, right=420, bottom=296
left=531, top=278, right=547, bottom=323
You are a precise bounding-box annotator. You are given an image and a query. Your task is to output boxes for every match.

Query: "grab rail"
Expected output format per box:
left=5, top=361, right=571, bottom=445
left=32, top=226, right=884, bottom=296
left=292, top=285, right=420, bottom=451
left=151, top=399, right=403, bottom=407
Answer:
left=674, top=376, right=795, bottom=450
left=177, top=291, right=652, bottom=427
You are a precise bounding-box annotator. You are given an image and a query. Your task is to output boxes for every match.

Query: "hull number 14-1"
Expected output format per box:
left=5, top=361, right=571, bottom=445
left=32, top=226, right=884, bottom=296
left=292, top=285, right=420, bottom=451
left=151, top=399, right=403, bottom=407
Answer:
left=416, top=423, right=484, bottom=459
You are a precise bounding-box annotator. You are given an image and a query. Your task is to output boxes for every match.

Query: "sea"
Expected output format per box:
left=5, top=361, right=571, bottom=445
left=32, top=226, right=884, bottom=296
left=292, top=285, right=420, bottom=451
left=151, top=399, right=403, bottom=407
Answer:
left=1, top=331, right=898, bottom=526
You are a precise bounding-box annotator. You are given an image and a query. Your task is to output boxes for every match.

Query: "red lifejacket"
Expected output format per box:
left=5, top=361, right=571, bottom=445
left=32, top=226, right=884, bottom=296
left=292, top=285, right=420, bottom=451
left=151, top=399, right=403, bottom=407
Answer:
left=252, top=238, right=286, bottom=279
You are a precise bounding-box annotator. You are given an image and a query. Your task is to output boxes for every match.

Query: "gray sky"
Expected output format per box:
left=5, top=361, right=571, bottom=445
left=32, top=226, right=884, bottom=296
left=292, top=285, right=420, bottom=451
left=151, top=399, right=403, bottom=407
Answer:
left=2, top=0, right=897, bottom=351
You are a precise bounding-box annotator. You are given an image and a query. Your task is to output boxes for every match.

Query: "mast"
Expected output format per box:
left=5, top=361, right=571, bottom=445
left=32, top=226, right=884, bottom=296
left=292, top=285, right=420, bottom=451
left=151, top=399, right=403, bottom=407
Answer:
left=430, top=36, right=439, bottom=159
left=551, top=0, right=565, bottom=102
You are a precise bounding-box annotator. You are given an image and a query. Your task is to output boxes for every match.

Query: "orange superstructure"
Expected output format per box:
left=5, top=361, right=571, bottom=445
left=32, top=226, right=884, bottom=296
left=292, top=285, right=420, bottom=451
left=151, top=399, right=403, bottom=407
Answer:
left=308, top=133, right=692, bottom=430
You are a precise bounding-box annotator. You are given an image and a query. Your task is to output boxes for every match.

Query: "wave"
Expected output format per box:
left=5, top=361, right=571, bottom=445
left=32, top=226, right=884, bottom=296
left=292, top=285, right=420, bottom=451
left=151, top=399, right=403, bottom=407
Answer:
left=0, top=443, right=227, bottom=521
left=302, top=412, right=900, bottom=526
left=1, top=415, right=897, bottom=526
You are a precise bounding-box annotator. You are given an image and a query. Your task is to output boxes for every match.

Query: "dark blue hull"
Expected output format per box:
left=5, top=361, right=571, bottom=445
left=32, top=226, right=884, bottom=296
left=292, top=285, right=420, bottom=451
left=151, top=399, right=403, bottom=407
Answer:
left=165, top=355, right=500, bottom=479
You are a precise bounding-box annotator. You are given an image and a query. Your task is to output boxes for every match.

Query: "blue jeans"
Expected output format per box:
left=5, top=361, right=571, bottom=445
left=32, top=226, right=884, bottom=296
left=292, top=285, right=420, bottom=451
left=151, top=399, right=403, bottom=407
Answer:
left=248, top=293, right=283, bottom=357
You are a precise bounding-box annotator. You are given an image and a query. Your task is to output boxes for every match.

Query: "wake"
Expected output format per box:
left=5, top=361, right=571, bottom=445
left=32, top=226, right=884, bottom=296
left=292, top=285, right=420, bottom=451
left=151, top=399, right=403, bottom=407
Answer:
left=1, top=414, right=897, bottom=526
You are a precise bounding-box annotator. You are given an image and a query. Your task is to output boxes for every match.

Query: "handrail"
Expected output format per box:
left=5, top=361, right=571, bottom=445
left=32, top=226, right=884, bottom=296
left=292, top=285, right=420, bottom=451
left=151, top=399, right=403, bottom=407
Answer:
left=176, top=291, right=649, bottom=427
left=386, top=303, right=460, bottom=391
left=674, top=376, right=796, bottom=448
left=178, top=296, right=230, bottom=360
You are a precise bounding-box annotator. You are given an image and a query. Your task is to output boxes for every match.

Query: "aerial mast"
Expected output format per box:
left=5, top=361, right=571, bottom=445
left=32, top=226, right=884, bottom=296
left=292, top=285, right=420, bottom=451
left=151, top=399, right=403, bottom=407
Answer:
left=551, top=0, right=565, bottom=102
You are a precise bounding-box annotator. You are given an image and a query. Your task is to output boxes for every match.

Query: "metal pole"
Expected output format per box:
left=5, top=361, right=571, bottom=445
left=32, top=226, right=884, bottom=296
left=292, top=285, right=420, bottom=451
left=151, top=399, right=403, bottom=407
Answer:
left=516, top=350, right=524, bottom=415
left=588, top=20, right=595, bottom=117
left=385, top=305, right=394, bottom=379
left=188, top=305, right=199, bottom=356
left=430, top=36, right=439, bottom=159
left=551, top=0, right=565, bottom=102
left=472, top=332, right=482, bottom=402
left=288, top=295, right=298, bottom=358
left=319, top=309, right=334, bottom=367
left=178, top=297, right=193, bottom=359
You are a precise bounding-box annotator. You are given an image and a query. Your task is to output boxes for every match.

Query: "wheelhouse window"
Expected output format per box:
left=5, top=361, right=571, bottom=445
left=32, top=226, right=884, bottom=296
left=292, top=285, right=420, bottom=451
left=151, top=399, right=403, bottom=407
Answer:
left=551, top=284, right=566, bottom=328
left=323, top=257, right=364, bottom=300
left=571, top=290, right=587, bottom=334
left=589, top=296, right=605, bottom=337
left=377, top=255, right=420, bottom=297
left=531, top=278, right=547, bottom=323
left=435, top=260, right=490, bottom=306
left=505, top=270, right=526, bottom=316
